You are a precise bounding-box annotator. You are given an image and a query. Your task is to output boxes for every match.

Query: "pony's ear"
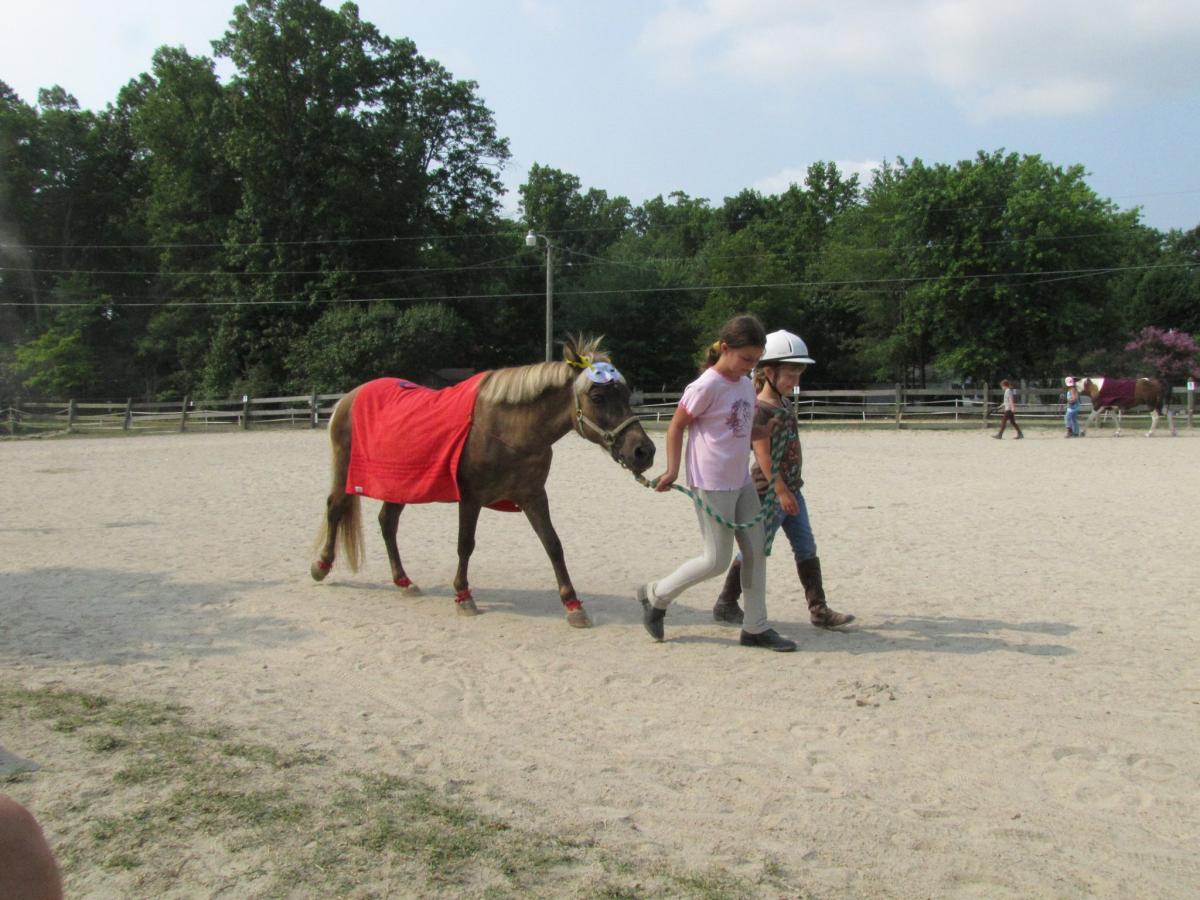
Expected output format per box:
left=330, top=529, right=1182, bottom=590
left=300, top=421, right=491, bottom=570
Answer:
left=561, top=335, right=581, bottom=366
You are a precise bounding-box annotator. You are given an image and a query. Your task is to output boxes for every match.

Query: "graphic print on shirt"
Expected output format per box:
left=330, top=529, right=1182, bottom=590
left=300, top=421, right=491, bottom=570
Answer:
left=725, top=398, right=752, bottom=436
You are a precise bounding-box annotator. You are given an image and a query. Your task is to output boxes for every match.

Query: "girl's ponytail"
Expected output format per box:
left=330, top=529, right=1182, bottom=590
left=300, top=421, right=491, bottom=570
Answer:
left=700, top=314, right=766, bottom=371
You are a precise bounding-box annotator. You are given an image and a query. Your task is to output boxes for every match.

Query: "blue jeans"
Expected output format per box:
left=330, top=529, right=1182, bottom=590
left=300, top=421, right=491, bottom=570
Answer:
left=1065, top=406, right=1079, bottom=435
left=737, top=490, right=818, bottom=563
left=768, top=491, right=818, bottom=562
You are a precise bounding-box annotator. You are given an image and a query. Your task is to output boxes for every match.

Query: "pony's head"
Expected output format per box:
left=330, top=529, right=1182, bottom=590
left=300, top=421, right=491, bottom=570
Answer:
left=564, top=336, right=655, bottom=475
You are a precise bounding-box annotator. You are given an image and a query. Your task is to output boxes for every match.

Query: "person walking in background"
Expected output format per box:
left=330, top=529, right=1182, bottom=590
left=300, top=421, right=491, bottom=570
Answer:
left=636, top=313, right=797, bottom=651
left=992, top=379, right=1023, bottom=439
left=713, top=330, right=855, bottom=629
left=1064, top=376, right=1081, bottom=437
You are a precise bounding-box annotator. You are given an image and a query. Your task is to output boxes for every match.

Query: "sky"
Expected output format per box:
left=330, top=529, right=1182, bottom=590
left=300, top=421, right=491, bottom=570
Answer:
left=3, top=0, right=1199, bottom=232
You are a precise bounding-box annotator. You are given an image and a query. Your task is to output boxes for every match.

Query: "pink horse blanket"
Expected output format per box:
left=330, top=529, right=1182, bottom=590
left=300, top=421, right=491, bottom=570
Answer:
left=1095, top=379, right=1138, bottom=408
left=346, top=375, right=518, bottom=510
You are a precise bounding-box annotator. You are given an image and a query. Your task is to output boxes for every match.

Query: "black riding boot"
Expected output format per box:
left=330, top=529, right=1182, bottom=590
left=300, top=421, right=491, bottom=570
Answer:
left=798, top=557, right=855, bottom=628
left=712, top=561, right=744, bottom=624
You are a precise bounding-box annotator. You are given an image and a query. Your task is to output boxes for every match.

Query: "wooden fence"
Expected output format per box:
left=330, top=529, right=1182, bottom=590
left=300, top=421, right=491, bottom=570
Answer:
left=3, top=383, right=1196, bottom=437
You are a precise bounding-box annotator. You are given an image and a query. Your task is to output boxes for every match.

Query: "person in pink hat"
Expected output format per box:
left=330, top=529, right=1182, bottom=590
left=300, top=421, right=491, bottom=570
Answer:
left=1064, top=377, right=1081, bottom=437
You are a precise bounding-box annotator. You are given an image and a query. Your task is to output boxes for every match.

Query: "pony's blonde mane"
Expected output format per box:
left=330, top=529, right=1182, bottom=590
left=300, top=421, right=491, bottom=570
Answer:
left=478, top=337, right=611, bottom=406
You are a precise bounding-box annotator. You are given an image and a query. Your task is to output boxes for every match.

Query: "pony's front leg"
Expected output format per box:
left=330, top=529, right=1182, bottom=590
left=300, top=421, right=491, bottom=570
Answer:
left=453, top=501, right=482, bottom=616
left=379, top=502, right=421, bottom=594
left=521, top=490, right=591, bottom=628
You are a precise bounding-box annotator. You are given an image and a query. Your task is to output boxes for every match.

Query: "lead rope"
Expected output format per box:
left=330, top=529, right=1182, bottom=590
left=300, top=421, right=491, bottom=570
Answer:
left=629, top=406, right=789, bottom=556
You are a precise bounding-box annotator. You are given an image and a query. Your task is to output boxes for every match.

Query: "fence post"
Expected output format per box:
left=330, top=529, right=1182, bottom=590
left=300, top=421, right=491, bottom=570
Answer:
left=242, top=394, right=250, bottom=430
left=123, top=398, right=133, bottom=431
left=982, top=383, right=990, bottom=428
left=67, top=398, right=76, bottom=433
left=310, top=389, right=319, bottom=428
left=894, top=383, right=902, bottom=428
left=180, top=395, right=190, bottom=432
left=5, top=399, right=14, bottom=436
left=1188, top=380, right=1195, bottom=429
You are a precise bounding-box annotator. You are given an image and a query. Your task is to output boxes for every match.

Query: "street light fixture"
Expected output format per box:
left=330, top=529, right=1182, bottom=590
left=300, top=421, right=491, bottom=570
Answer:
left=525, top=229, right=553, bottom=362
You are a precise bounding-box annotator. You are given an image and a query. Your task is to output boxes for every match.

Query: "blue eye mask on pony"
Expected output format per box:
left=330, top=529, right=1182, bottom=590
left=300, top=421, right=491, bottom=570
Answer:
left=583, top=361, right=624, bottom=384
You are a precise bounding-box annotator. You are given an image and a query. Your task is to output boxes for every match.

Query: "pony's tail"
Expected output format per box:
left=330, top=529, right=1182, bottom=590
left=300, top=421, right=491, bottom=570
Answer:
left=338, top=494, right=364, bottom=572
left=312, top=392, right=365, bottom=572
left=310, top=493, right=363, bottom=573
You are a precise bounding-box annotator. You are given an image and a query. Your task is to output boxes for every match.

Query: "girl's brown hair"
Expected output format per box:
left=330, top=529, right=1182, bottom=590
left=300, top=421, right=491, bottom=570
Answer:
left=701, top=313, right=766, bottom=370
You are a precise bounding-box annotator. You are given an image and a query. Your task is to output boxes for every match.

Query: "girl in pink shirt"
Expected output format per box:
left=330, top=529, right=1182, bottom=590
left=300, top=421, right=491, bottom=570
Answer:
left=637, top=314, right=797, bottom=651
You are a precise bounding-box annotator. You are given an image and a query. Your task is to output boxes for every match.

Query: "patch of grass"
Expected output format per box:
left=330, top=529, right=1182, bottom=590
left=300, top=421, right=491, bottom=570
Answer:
left=219, top=741, right=325, bottom=769
left=666, top=869, right=752, bottom=900
left=1, top=685, right=803, bottom=898
left=83, top=733, right=128, bottom=753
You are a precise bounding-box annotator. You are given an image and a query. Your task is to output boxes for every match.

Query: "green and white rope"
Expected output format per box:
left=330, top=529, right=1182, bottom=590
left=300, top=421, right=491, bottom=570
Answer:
left=633, top=407, right=790, bottom=556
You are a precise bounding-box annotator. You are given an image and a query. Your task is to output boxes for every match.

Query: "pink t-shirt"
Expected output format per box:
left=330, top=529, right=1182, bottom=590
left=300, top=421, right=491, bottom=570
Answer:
left=679, top=366, right=756, bottom=490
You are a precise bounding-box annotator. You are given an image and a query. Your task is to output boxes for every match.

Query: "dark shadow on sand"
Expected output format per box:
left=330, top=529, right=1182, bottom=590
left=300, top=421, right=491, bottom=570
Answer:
left=1, top=566, right=305, bottom=667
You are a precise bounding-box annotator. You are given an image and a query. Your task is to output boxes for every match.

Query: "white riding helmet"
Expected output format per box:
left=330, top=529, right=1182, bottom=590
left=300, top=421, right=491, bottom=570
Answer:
left=760, top=329, right=815, bottom=365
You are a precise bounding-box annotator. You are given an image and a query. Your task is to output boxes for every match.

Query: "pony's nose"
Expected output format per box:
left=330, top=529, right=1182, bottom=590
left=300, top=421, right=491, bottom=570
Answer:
left=631, top=440, right=655, bottom=470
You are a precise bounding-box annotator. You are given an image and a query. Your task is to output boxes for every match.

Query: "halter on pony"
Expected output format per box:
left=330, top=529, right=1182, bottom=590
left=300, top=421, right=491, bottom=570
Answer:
left=568, top=358, right=642, bottom=452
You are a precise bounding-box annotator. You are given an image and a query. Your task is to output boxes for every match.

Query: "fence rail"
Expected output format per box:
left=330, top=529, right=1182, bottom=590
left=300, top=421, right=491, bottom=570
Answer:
left=3, top=382, right=1196, bottom=437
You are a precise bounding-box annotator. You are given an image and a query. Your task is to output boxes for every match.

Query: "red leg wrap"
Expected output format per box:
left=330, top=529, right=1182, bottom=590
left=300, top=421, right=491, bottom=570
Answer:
left=394, top=576, right=412, bottom=588
left=316, top=559, right=332, bottom=571
left=564, top=599, right=582, bottom=612
left=455, top=589, right=473, bottom=603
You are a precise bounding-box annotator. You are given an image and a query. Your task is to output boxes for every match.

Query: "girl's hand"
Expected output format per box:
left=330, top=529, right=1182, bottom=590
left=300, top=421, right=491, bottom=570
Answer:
left=653, top=469, right=678, bottom=492
left=778, top=487, right=799, bottom=516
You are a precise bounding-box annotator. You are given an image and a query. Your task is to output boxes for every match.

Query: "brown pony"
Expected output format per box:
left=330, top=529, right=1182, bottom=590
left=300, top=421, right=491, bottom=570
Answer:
left=1075, top=376, right=1176, bottom=437
left=310, top=337, right=655, bottom=627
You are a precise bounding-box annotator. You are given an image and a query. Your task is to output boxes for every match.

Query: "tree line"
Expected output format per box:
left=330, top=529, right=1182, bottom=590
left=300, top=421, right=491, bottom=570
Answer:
left=2, top=0, right=1198, bottom=402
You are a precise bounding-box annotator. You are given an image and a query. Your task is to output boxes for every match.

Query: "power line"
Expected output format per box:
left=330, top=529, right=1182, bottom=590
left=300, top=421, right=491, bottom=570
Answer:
left=3, top=184, right=1195, bottom=252
left=2, top=262, right=1192, bottom=308
left=2, top=223, right=1182, bottom=282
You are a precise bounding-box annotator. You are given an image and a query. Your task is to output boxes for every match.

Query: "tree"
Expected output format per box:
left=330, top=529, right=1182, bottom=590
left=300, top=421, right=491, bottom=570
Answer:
left=202, top=0, right=509, bottom=395
left=1124, top=326, right=1200, bottom=381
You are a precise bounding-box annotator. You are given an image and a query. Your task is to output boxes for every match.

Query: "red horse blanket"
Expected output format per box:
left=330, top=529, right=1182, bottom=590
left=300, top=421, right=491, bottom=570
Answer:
left=1095, top=379, right=1138, bottom=408
left=346, top=375, right=518, bottom=510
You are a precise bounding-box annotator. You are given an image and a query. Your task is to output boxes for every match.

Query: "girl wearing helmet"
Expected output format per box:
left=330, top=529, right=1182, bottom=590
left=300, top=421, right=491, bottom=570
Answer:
left=713, top=329, right=855, bottom=629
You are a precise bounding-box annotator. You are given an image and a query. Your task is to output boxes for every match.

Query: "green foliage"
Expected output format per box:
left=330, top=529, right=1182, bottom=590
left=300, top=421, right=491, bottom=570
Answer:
left=286, top=301, right=471, bottom=390
left=1, top=3, right=1194, bottom=399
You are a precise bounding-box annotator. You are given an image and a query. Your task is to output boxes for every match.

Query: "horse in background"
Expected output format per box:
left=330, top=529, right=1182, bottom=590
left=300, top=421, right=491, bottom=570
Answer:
left=1074, top=376, right=1176, bottom=437
left=311, top=336, right=656, bottom=627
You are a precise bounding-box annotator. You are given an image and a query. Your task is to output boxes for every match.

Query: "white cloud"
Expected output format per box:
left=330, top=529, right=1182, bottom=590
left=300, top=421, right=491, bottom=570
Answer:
left=638, top=0, right=1200, bottom=119
left=752, top=159, right=881, bottom=195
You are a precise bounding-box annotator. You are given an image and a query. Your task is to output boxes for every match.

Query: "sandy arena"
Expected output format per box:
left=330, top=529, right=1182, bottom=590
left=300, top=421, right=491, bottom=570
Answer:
left=2, top=425, right=1198, bottom=897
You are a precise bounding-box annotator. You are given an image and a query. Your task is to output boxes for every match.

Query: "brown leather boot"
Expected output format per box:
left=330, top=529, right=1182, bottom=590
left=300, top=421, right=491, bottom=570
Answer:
left=712, top=561, right=744, bottom=624
left=797, top=557, right=855, bottom=627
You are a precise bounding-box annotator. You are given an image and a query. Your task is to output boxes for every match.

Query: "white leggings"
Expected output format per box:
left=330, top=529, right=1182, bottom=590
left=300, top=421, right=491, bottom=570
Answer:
left=650, top=482, right=768, bottom=634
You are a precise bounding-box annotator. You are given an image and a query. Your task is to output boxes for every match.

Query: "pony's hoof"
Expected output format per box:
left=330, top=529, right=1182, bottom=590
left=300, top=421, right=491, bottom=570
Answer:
left=311, top=560, right=332, bottom=581
left=393, top=577, right=422, bottom=596
left=456, top=596, right=480, bottom=616
left=566, top=607, right=592, bottom=628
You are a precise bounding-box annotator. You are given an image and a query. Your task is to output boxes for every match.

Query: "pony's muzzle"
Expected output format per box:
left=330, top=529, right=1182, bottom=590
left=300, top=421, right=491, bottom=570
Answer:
left=620, top=431, right=655, bottom=475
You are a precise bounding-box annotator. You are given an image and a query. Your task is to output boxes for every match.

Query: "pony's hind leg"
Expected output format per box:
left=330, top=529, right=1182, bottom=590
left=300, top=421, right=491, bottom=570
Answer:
left=453, top=501, right=482, bottom=616
left=312, top=492, right=354, bottom=580
left=379, top=502, right=421, bottom=594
